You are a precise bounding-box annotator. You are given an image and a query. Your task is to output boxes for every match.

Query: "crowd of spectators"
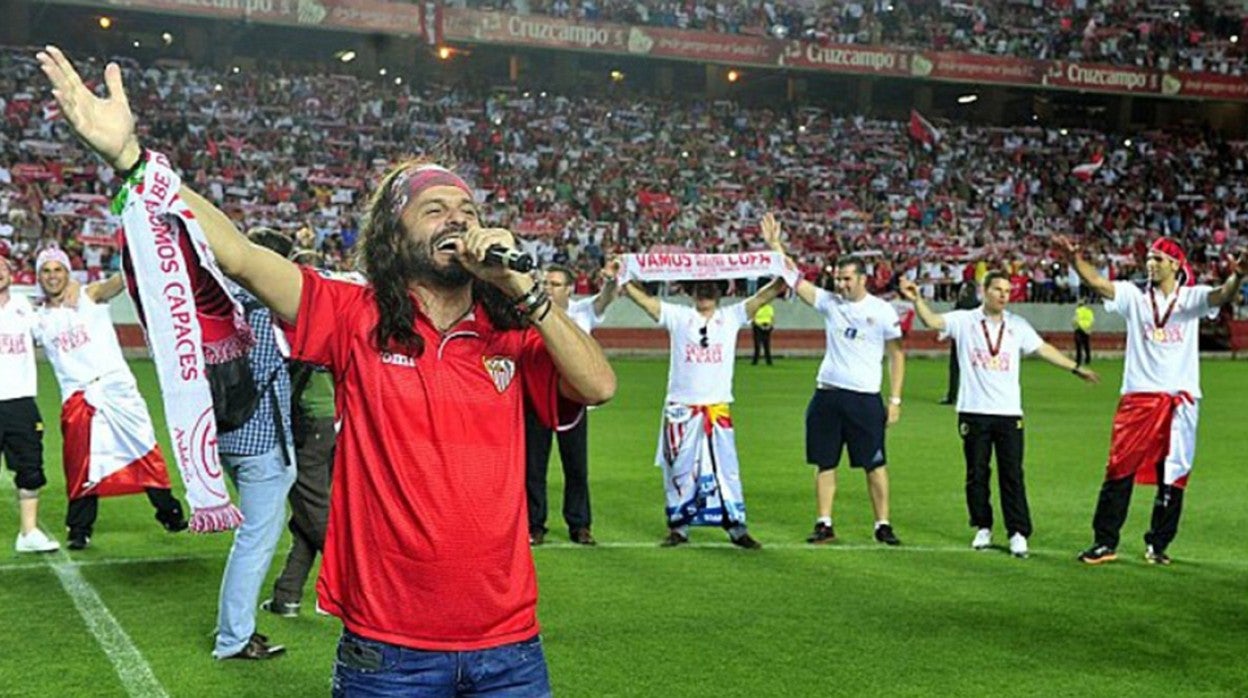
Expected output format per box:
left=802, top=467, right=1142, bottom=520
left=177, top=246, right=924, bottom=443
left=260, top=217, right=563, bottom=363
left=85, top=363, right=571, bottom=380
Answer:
left=461, top=0, right=1248, bottom=74
left=2, top=44, right=1245, bottom=308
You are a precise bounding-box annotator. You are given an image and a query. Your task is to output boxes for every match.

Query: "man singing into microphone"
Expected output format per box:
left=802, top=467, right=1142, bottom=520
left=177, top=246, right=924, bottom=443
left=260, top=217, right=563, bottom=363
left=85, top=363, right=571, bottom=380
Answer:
left=40, top=45, right=614, bottom=693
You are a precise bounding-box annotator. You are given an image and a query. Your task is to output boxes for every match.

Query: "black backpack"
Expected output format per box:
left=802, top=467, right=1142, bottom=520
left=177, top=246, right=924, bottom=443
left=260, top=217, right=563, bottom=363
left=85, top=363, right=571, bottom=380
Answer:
left=208, top=299, right=280, bottom=434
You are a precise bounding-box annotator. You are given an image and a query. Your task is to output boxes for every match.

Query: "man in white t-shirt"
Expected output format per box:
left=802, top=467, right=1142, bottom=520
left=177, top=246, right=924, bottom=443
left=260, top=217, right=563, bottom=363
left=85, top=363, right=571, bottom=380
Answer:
left=763, top=215, right=906, bottom=546
left=525, top=262, right=619, bottom=546
left=902, top=271, right=1098, bottom=559
left=1059, top=235, right=1245, bottom=565
left=622, top=275, right=785, bottom=548
left=0, top=254, right=60, bottom=553
left=31, top=248, right=187, bottom=550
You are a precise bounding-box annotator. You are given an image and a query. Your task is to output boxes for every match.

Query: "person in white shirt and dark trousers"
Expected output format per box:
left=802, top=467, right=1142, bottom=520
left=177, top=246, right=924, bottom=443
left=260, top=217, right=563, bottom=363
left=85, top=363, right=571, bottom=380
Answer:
left=524, top=263, right=619, bottom=546
left=901, top=271, right=1098, bottom=559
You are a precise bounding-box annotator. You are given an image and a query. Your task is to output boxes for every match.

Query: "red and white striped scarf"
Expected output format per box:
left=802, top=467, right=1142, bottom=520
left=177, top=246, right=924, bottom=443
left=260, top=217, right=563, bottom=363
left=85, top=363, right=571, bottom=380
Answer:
left=115, top=150, right=245, bottom=532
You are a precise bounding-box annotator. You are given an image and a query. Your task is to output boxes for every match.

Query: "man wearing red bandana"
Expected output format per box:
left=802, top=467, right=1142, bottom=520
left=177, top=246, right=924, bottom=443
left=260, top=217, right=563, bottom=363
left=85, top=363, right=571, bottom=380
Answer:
left=1058, top=235, right=1245, bottom=565
left=40, top=46, right=615, bottom=691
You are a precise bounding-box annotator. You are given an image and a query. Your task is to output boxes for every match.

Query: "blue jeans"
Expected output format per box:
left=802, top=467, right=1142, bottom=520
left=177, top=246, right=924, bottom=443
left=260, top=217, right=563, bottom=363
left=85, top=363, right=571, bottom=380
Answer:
left=331, top=631, right=552, bottom=697
left=213, top=446, right=296, bottom=658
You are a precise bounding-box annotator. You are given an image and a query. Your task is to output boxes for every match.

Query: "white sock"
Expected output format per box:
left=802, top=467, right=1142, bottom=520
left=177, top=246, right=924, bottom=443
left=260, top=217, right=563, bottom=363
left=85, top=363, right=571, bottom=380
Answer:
left=875, top=520, right=890, bottom=530
left=817, top=516, right=832, bottom=527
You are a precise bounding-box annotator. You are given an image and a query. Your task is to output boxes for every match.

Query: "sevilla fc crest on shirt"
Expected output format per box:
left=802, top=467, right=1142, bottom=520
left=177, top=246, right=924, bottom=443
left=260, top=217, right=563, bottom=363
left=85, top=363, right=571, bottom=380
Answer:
left=483, top=356, right=517, bottom=393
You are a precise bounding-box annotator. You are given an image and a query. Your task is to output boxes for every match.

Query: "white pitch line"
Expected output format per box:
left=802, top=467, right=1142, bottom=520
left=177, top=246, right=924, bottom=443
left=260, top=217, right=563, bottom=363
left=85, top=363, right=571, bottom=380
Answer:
left=532, top=540, right=1248, bottom=565
left=5, top=482, right=169, bottom=698
left=0, top=552, right=222, bottom=574
left=539, top=541, right=977, bottom=552
left=51, top=557, right=170, bottom=698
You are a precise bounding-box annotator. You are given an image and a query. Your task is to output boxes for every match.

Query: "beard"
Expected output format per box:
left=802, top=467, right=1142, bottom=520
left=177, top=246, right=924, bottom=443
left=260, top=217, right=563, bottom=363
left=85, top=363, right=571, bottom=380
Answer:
left=398, top=237, right=472, bottom=289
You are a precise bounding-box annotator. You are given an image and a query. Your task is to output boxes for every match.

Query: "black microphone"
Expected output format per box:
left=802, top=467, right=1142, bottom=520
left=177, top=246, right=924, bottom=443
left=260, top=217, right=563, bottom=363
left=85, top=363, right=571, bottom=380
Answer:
left=484, top=245, right=534, bottom=273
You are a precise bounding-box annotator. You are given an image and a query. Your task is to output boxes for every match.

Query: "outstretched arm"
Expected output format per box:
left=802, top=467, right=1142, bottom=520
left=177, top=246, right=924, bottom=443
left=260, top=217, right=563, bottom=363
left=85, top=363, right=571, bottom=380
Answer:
left=85, top=273, right=125, bottom=303
left=592, top=259, right=621, bottom=317
left=180, top=188, right=303, bottom=322
left=37, top=46, right=303, bottom=322
left=761, top=212, right=817, bottom=307
left=898, top=277, right=946, bottom=332
left=622, top=281, right=661, bottom=322
left=1034, top=342, right=1099, bottom=383
left=743, top=277, right=787, bottom=320
left=1054, top=235, right=1115, bottom=301
left=1207, top=252, right=1246, bottom=307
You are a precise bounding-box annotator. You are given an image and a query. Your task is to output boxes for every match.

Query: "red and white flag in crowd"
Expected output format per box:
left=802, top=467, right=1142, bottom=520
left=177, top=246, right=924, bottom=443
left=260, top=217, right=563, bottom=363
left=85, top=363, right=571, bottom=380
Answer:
left=1072, top=153, right=1104, bottom=181
left=908, top=109, right=942, bottom=149
left=423, top=1, right=444, bottom=45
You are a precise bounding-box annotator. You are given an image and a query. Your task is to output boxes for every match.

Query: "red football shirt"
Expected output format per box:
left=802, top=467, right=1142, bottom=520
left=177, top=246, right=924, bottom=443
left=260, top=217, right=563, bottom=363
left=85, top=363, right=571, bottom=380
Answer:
left=286, top=268, right=575, bottom=651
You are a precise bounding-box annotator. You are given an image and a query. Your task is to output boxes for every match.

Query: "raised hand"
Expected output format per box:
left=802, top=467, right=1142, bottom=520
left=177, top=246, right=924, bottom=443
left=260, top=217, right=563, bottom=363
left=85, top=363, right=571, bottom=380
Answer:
left=761, top=213, right=784, bottom=253
left=1230, top=250, right=1247, bottom=277
left=600, top=257, right=622, bottom=283
left=1075, top=366, right=1100, bottom=384
left=897, top=277, right=920, bottom=301
left=36, top=46, right=140, bottom=170
left=1052, top=234, right=1081, bottom=259
left=456, top=227, right=532, bottom=296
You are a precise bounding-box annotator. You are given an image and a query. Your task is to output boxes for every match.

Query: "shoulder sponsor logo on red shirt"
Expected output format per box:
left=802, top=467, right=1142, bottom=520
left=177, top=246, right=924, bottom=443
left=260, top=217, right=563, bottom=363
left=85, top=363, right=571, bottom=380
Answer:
left=483, top=356, right=516, bottom=393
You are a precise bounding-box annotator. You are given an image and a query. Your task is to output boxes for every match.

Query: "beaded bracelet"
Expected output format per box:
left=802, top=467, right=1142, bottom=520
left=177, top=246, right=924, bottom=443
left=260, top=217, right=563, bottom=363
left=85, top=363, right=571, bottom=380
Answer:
left=512, top=284, right=550, bottom=317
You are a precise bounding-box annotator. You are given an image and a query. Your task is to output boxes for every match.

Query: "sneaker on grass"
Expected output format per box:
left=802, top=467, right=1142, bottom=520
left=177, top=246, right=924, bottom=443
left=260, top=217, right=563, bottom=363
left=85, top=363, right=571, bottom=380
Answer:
left=1008, top=533, right=1029, bottom=559
left=971, top=528, right=992, bottom=550
left=874, top=523, right=901, bottom=546
left=1078, top=544, right=1117, bottom=565
left=1144, top=545, right=1172, bottom=566
left=806, top=522, right=836, bottom=545
left=15, top=528, right=60, bottom=553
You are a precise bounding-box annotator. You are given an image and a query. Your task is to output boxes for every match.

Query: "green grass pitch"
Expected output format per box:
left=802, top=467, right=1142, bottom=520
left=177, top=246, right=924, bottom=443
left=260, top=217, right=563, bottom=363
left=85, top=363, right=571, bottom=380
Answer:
left=1, top=357, right=1246, bottom=697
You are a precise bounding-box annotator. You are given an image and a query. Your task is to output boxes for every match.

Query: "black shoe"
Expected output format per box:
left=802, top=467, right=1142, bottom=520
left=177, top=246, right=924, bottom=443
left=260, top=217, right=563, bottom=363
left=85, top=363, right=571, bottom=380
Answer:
left=660, top=530, right=688, bottom=547
left=730, top=533, right=762, bottom=550
left=260, top=598, right=301, bottom=618
left=1078, top=544, right=1118, bottom=565
left=1144, top=545, right=1172, bottom=566
left=569, top=528, right=597, bottom=546
left=806, top=522, right=836, bottom=545
left=224, top=632, right=286, bottom=660
left=529, top=530, right=546, bottom=546
left=67, top=531, right=91, bottom=551
left=156, top=504, right=188, bottom=533
left=874, top=524, right=901, bottom=546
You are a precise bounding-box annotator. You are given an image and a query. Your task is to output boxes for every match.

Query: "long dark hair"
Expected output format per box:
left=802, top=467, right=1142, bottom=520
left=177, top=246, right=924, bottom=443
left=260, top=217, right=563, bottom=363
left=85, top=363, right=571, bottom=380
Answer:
left=357, top=159, right=525, bottom=357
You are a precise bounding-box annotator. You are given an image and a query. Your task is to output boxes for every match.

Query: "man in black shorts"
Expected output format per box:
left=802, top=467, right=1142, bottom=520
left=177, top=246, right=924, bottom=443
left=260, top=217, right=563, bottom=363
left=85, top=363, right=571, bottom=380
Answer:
left=1, top=254, right=60, bottom=553
left=762, top=216, right=907, bottom=545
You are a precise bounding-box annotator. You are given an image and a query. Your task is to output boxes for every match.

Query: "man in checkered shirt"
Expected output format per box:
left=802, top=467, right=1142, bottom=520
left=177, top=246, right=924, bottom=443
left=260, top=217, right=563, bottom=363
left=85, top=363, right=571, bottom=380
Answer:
left=213, top=229, right=296, bottom=661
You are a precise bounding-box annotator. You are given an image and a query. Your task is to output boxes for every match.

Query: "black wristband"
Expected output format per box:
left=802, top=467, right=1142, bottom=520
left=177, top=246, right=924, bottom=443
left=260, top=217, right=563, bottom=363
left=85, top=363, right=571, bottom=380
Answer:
left=1071, top=366, right=1081, bottom=375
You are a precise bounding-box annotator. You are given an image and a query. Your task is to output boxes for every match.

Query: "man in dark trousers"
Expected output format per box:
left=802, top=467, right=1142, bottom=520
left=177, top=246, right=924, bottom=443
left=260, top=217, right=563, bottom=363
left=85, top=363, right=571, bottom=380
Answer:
left=263, top=253, right=336, bottom=616
left=903, top=272, right=1098, bottom=559
left=526, top=263, right=618, bottom=546
left=751, top=296, right=775, bottom=366
left=941, top=282, right=980, bottom=405
left=1073, top=301, right=1094, bottom=366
